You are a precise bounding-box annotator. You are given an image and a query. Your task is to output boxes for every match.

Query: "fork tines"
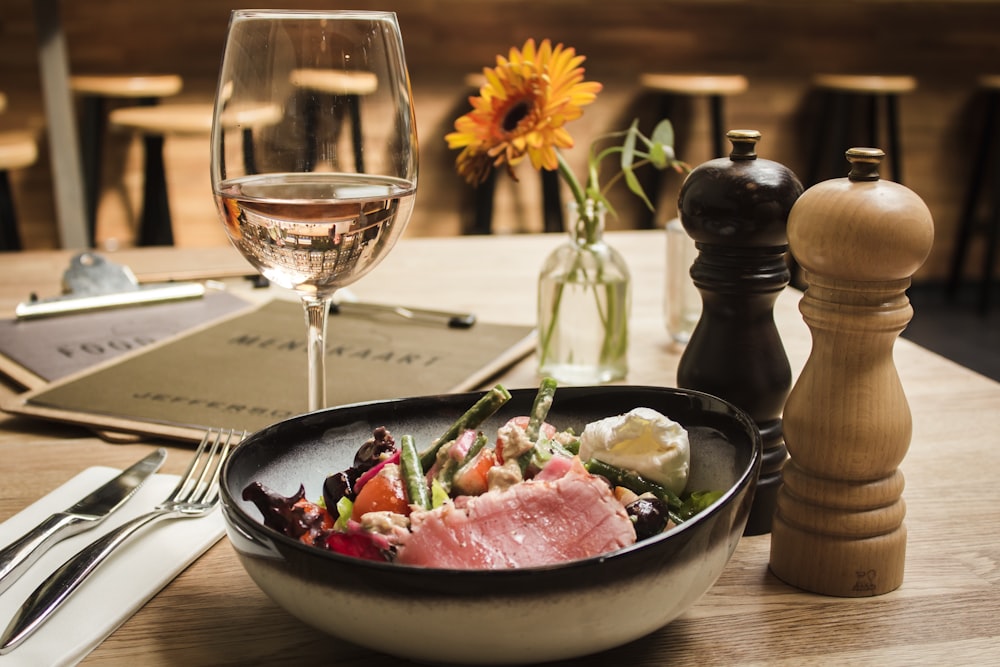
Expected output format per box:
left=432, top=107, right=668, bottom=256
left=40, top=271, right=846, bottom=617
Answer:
left=171, top=428, right=244, bottom=506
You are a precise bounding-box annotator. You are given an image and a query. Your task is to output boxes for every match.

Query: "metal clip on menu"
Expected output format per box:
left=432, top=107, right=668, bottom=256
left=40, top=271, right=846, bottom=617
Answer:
left=14, top=252, right=205, bottom=320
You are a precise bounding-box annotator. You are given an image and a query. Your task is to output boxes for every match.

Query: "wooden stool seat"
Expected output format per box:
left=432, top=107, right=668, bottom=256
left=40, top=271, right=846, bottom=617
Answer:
left=0, top=132, right=39, bottom=251
left=0, top=134, right=38, bottom=171
left=289, top=69, right=378, bottom=95
left=639, top=72, right=749, bottom=227
left=110, top=102, right=215, bottom=136
left=639, top=73, right=749, bottom=97
left=812, top=74, right=917, bottom=96
left=806, top=73, right=917, bottom=186
left=110, top=102, right=282, bottom=136
left=461, top=73, right=564, bottom=234
left=70, top=74, right=183, bottom=100
left=71, top=74, right=184, bottom=246
left=947, top=74, right=1000, bottom=313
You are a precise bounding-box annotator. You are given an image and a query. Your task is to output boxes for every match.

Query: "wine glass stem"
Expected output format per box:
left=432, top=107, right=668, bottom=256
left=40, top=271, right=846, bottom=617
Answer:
left=302, top=295, right=332, bottom=412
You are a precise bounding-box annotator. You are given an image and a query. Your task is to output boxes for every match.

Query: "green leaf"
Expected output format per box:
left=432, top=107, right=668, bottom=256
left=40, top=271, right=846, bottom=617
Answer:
left=621, top=121, right=639, bottom=172
left=648, top=119, right=676, bottom=169
left=623, top=166, right=655, bottom=211
left=648, top=143, right=667, bottom=169
left=651, top=119, right=675, bottom=147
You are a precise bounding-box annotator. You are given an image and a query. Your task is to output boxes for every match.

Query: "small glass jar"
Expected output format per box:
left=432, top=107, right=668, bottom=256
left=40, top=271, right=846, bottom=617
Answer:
left=664, top=218, right=701, bottom=346
left=537, top=201, right=630, bottom=384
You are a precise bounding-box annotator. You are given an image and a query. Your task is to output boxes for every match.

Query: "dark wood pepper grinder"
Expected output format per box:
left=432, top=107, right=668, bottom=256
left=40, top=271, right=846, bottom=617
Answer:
left=676, top=130, right=803, bottom=535
left=769, top=148, right=934, bottom=596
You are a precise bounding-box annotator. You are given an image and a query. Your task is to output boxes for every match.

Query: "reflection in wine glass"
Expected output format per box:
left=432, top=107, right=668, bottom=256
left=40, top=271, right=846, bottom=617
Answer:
left=211, top=10, right=418, bottom=412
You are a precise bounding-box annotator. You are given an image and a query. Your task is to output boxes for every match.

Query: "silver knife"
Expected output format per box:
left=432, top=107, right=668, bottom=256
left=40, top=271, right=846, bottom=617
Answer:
left=0, top=448, right=166, bottom=595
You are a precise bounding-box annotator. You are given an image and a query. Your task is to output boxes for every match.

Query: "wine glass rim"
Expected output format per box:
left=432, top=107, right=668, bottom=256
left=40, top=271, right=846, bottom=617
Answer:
left=231, top=9, right=398, bottom=21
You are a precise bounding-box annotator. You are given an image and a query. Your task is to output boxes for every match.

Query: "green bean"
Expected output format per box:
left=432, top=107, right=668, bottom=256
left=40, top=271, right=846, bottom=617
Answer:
left=524, top=377, right=557, bottom=442
left=419, top=384, right=511, bottom=470
left=400, top=435, right=430, bottom=510
left=583, top=458, right=683, bottom=509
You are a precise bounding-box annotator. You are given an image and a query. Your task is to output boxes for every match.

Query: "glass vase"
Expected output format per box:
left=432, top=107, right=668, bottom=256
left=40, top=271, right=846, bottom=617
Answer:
left=537, top=201, right=631, bottom=384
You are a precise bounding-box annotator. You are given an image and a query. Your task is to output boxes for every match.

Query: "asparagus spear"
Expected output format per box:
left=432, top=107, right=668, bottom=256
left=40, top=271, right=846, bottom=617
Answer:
left=419, top=384, right=512, bottom=470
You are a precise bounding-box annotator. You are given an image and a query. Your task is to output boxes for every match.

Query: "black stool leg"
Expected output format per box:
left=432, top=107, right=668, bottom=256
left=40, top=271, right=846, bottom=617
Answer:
left=709, top=94, right=726, bottom=159
left=347, top=94, right=364, bottom=173
left=541, top=168, right=563, bottom=233
left=642, top=93, right=682, bottom=228
left=807, top=91, right=835, bottom=185
left=242, top=128, right=257, bottom=174
left=982, top=194, right=1000, bottom=314
left=886, top=94, right=904, bottom=183
left=470, top=168, right=497, bottom=234
left=865, top=94, right=879, bottom=148
left=0, top=171, right=23, bottom=251
left=137, top=133, right=173, bottom=246
left=947, top=91, right=998, bottom=299
left=980, top=121, right=1000, bottom=314
left=79, top=94, right=104, bottom=246
left=302, top=91, right=319, bottom=171
left=830, top=92, right=851, bottom=179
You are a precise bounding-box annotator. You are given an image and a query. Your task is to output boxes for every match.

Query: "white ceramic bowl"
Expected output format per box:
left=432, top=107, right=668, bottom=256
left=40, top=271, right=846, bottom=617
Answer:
left=220, top=385, right=761, bottom=664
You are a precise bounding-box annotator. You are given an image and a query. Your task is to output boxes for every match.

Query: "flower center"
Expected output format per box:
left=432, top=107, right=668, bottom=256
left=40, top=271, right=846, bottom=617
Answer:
left=501, top=99, right=531, bottom=133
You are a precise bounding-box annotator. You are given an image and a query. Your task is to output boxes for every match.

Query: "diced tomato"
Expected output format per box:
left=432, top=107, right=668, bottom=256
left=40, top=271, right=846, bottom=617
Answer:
left=351, top=469, right=410, bottom=520
left=453, top=448, right=498, bottom=496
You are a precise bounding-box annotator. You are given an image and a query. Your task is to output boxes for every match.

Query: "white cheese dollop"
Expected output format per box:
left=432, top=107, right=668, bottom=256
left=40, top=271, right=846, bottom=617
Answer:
left=579, top=407, right=690, bottom=495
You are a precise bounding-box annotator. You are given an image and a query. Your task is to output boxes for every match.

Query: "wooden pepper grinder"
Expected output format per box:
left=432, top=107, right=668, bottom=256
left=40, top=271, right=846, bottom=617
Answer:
left=676, top=129, right=803, bottom=535
left=769, top=147, right=934, bottom=596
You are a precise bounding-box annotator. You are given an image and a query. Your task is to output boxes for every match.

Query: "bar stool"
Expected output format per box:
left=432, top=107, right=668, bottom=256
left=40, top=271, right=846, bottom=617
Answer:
left=0, top=132, right=38, bottom=251
left=109, top=102, right=280, bottom=246
left=289, top=68, right=378, bottom=173
left=947, top=74, right=1000, bottom=314
left=638, top=73, right=749, bottom=228
left=462, top=73, right=564, bottom=235
left=70, top=74, right=184, bottom=245
left=805, top=74, right=917, bottom=185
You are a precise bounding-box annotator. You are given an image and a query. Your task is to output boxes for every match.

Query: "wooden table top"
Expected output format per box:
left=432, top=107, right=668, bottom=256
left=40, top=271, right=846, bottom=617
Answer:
left=1, top=231, right=998, bottom=665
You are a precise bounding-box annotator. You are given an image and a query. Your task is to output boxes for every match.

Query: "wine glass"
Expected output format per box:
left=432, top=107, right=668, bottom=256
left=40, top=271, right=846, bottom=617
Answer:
left=210, top=10, right=418, bottom=412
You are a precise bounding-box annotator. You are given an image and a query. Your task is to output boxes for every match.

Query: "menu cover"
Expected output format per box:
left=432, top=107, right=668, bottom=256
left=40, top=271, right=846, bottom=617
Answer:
left=3, top=299, right=535, bottom=442
left=0, top=290, right=251, bottom=389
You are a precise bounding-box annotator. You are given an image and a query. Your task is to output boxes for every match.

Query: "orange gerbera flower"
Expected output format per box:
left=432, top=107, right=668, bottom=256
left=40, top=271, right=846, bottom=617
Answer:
left=446, top=38, right=602, bottom=185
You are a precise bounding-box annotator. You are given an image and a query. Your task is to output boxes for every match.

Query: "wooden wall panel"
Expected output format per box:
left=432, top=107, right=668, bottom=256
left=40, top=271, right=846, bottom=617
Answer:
left=2, top=1, right=999, bottom=282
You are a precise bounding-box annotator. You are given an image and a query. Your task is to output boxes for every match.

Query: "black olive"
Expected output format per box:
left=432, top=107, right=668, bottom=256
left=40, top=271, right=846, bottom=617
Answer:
left=353, top=426, right=396, bottom=469
left=627, top=496, right=670, bottom=540
left=322, top=471, right=352, bottom=510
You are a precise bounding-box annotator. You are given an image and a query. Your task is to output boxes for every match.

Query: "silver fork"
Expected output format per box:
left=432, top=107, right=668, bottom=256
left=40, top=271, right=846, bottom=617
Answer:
left=0, top=428, right=242, bottom=654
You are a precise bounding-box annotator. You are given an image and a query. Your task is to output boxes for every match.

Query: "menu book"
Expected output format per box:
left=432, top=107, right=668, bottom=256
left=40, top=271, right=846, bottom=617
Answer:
left=4, top=299, right=536, bottom=442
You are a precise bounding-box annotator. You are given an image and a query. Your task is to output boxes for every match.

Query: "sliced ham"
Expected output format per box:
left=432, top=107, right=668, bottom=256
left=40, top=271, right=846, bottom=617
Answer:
left=395, top=458, right=636, bottom=568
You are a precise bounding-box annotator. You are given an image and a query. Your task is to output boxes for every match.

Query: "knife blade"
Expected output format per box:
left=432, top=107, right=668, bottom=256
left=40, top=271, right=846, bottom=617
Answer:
left=0, top=448, right=166, bottom=595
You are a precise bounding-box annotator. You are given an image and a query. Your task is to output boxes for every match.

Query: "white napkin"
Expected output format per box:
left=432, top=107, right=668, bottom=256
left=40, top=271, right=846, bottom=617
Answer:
left=0, top=466, right=225, bottom=666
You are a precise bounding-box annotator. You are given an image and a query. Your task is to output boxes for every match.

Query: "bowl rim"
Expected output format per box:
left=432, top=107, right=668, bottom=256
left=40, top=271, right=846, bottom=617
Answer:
left=220, top=384, right=763, bottom=576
